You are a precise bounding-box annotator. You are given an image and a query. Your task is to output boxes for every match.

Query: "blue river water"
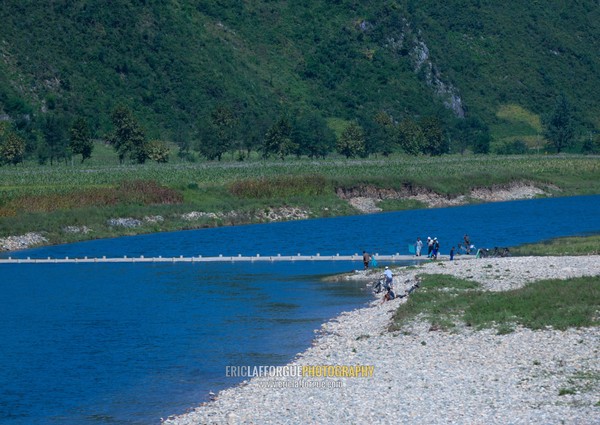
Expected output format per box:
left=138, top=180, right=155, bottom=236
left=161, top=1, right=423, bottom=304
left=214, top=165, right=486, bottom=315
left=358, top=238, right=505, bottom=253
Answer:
left=1, top=195, right=599, bottom=424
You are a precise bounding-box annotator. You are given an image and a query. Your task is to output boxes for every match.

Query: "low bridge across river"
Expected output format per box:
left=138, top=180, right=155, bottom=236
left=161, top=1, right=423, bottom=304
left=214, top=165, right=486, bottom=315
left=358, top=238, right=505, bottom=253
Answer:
left=0, top=253, right=438, bottom=264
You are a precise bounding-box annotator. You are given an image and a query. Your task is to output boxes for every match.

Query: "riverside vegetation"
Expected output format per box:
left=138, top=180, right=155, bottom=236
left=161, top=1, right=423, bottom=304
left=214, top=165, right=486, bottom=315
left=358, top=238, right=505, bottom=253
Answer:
left=391, top=234, right=600, bottom=334
left=2, top=1, right=599, bottom=253
left=1, top=154, right=599, bottom=249
left=390, top=274, right=599, bottom=334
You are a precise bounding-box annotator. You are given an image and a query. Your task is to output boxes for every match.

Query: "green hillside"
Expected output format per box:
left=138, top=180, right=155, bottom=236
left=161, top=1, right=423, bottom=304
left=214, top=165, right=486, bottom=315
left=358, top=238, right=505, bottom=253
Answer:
left=0, top=0, right=598, bottom=159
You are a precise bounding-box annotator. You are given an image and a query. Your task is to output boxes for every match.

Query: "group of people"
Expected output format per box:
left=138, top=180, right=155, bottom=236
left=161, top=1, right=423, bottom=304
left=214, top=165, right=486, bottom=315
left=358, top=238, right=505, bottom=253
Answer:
left=363, top=233, right=470, bottom=268
left=361, top=234, right=474, bottom=304
left=414, top=236, right=441, bottom=259
left=414, top=234, right=474, bottom=260
left=371, top=265, right=396, bottom=302
left=376, top=266, right=421, bottom=303
left=361, top=250, right=396, bottom=302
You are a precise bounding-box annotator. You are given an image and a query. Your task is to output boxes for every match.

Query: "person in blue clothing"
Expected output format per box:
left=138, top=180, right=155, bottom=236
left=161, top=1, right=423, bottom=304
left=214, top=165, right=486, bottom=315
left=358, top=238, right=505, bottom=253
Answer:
left=431, top=237, right=440, bottom=259
left=450, top=246, right=455, bottom=261
left=370, top=254, right=378, bottom=267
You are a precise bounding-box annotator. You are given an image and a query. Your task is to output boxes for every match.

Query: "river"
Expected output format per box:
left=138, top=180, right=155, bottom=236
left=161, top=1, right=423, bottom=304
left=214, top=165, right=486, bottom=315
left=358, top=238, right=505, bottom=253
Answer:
left=1, top=195, right=599, bottom=424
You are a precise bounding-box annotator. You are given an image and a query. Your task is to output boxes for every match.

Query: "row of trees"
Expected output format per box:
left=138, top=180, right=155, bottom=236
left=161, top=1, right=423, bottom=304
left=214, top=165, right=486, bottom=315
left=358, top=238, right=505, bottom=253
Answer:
left=178, top=95, right=592, bottom=161
left=108, top=106, right=170, bottom=164
left=187, top=95, right=597, bottom=160
left=199, top=96, right=600, bottom=160
left=1, top=95, right=594, bottom=166
left=0, top=106, right=170, bottom=166
left=195, top=105, right=491, bottom=161
left=0, top=116, right=93, bottom=166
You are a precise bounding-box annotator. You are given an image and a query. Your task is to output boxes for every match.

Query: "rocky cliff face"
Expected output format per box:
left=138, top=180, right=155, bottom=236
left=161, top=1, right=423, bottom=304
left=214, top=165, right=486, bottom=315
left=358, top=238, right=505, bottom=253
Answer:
left=380, top=15, right=465, bottom=118
left=411, top=35, right=465, bottom=118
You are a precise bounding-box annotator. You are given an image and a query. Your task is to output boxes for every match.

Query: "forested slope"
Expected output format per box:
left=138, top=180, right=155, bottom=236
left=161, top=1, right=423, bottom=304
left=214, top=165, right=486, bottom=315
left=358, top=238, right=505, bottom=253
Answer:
left=0, top=0, right=598, bottom=158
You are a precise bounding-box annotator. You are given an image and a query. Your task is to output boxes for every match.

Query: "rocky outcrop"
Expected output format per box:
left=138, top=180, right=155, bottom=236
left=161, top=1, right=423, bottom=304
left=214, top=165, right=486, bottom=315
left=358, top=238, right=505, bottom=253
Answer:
left=63, top=226, right=92, bottom=234
left=380, top=16, right=465, bottom=117
left=411, top=36, right=465, bottom=118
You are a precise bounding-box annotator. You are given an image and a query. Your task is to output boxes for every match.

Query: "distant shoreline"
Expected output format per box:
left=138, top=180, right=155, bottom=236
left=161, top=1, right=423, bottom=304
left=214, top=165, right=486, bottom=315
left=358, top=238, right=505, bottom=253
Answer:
left=0, top=186, right=591, bottom=254
left=2, top=155, right=599, bottom=252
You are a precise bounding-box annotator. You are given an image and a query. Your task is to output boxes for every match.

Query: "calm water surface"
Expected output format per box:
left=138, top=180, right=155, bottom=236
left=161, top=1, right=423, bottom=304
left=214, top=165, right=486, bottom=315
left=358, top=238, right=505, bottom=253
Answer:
left=1, top=195, right=599, bottom=424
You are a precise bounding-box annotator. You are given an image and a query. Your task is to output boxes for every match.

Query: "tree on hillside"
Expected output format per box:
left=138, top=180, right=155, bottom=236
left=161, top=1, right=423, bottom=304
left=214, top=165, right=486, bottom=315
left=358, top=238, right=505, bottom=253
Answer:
left=0, top=132, right=26, bottom=165
left=292, top=112, right=335, bottom=159
left=451, top=119, right=470, bottom=154
left=69, top=117, right=94, bottom=163
left=372, top=111, right=397, bottom=156
left=108, top=105, right=147, bottom=164
left=237, top=116, right=268, bottom=159
left=470, top=117, right=491, bottom=154
left=544, top=94, right=575, bottom=153
left=263, top=117, right=296, bottom=160
left=173, top=124, right=192, bottom=158
left=199, top=105, right=238, bottom=161
left=582, top=132, right=600, bottom=154
left=336, top=122, right=366, bottom=158
left=147, top=140, right=170, bottom=163
left=41, top=115, right=70, bottom=165
left=398, top=118, right=424, bottom=155
left=420, top=116, right=448, bottom=156
left=453, top=117, right=490, bottom=154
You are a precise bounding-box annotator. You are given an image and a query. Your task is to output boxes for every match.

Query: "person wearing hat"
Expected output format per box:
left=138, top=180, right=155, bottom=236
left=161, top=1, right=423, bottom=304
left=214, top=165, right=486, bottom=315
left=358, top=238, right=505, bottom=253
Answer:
left=381, top=266, right=396, bottom=302
left=432, top=237, right=440, bottom=259
left=383, top=266, right=393, bottom=289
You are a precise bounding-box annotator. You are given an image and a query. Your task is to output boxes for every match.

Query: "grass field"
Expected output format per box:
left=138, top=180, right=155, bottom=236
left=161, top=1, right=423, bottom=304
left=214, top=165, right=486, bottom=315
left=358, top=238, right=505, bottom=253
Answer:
left=390, top=234, right=600, bottom=334
left=390, top=274, right=599, bottom=334
left=511, top=234, right=600, bottom=256
left=1, top=154, right=599, bottom=246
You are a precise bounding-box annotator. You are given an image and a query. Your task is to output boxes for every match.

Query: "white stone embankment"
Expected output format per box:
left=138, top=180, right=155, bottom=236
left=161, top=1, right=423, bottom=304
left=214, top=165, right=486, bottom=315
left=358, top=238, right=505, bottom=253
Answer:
left=0, top=232, right=47, bottom=251
left=164, top=255, right=600, bottom=425
left=343, top=182, right=548, bottom=213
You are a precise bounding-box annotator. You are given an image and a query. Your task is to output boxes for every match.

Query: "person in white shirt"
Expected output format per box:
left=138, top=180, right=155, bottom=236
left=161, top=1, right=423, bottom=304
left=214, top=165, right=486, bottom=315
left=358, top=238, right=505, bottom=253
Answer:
left=383, top=266, right=393, bottom=288
left=415, top=237, right=423, bottom=256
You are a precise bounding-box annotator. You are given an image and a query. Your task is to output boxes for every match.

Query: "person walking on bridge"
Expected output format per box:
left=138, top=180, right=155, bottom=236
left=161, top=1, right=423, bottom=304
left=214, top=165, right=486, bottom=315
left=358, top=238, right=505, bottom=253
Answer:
left=415, top=237, right=423, bottom=256
left=362, top=251, right=371, bottom=270
left=431, top=237, right=440, bottom=259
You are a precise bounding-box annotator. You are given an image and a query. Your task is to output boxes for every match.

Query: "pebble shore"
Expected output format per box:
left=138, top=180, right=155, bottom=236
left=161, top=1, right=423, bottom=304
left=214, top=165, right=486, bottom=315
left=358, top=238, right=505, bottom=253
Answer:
left=164, top=255, right=600, bottom=425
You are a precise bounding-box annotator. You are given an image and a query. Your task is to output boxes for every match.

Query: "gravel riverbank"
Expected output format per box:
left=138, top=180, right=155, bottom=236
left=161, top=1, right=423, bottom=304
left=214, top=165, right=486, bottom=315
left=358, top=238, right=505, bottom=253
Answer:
left=164, top=255, right=600, bottom=425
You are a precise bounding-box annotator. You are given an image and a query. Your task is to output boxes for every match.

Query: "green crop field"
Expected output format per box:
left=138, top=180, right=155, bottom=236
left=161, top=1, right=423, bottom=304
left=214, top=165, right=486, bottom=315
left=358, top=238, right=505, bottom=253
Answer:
left=0, top=154, right=598, bottom=247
